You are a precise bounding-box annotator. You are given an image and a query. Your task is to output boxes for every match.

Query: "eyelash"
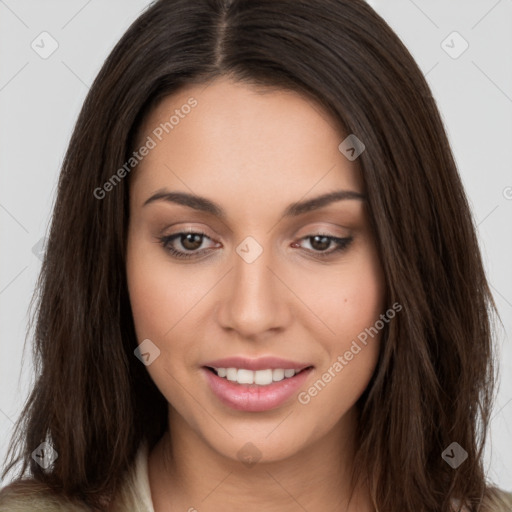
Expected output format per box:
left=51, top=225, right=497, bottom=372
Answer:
left=157, top=230, right=354, bottom=260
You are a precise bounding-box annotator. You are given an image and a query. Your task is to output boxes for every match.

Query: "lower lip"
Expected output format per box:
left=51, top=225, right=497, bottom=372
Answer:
left=202, top=367, right=313, bottom=412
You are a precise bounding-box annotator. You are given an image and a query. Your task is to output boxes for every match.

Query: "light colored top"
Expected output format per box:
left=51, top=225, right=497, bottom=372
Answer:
left=135, top=441, right=156, bottom=511
left=1, top=440, right=512, bottom=511
left=111, top=440, right=155, bottom=511
left=126, top=442, right=155, bottom=512
left=0, top=442, right=156, bottom=512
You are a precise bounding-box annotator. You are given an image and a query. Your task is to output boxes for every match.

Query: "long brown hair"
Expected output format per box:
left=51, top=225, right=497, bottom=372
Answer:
left=1, top=0, right=504, bottom=510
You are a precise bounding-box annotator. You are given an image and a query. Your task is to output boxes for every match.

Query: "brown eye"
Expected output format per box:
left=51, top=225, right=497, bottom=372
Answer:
left=309, top=235, right=331, bottom=251
left=158, top=231, right=353, bottom=261
left=158, top=231, right=218, bottom=259
left=180, top=233, right=204, bottom=251
left=293, top=234, right=354, bottom=258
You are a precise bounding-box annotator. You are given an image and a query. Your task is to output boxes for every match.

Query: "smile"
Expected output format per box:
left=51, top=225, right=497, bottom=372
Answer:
left=202, top=366, right=314, bottom=412
left=208, top=367, right=304, bottom=386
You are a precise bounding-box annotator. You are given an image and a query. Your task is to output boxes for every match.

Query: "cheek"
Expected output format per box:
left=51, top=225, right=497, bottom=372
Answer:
left=126, top=253, right=172, bottom=339
left=126, top=233, right=209, bottom=387
left=340, top=260, right=384, bottom=332
left=342, top=237, right=384, bottom=326
left=126, top=239, right=196, bottom=406
left=335, top=246, right=385, bottom=367
left=297, top=243, right=385, bottom=341
left=126, top=235, right=199, bottom=341
left=300, top=243, right=385, bottom=407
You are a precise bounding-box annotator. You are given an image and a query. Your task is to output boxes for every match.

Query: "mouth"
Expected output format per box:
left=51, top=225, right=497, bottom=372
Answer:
left=203, top=366, right=313, bottom=387
left=201, top=363, right=314, bottom=412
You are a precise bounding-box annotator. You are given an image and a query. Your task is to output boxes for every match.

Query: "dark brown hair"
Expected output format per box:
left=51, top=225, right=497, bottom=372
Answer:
left=1, top=0, right=505, bottom=510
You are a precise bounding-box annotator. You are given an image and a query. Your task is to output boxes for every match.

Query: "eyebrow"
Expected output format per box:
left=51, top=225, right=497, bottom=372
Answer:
left=142, top=189, right=366, bottom=219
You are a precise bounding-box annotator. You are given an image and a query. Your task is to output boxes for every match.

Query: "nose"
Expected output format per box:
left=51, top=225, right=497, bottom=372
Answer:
left=216, top=242, right=292, bottom=339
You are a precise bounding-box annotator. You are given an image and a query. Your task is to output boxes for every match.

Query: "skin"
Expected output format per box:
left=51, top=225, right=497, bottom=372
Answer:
left=126, top=76, right=385, bottom=512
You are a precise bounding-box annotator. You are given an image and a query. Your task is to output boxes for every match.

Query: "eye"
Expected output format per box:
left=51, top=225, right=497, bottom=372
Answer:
left=157, top=231, right=353, bottom=260
left=293, top=233, right=354, bottom=259
left=157, top=231, right=219, bottom=260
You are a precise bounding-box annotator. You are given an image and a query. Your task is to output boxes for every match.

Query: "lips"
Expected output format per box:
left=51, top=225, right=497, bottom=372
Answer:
left=201, top=356, right=314, bottom=412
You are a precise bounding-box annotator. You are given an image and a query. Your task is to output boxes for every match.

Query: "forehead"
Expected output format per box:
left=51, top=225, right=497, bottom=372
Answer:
left=130, top=77, right=364, bottom=207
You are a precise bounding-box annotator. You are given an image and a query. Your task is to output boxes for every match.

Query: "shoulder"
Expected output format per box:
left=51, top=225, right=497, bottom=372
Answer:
left=108, top=440, right=154, bottom=512
left=0, top=441, right=154, bottom=512
left=0, top=479, right=90, bottom=511
left=452, top=487, right=512, bottom=512
left=479, top=486, right=512, bottom=512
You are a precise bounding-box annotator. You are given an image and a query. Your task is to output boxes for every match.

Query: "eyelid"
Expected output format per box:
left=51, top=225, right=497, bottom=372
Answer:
left=294, top=222, right=352, bottom=238
left=160, top=222, right=351, bottom=245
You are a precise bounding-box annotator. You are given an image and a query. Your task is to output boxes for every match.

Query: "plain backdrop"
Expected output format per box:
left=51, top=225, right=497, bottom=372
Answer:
left=1, top=0, right=511, bottom=491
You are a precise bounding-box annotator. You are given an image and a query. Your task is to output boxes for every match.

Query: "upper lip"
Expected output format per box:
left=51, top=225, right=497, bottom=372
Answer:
left=203, top=356, right=313, bottom=371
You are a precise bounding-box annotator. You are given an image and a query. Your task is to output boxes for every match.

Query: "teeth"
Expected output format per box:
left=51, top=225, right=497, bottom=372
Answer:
left=272, top=369, right=284, bottom=382
left=226, top=368, right=237, bottom=381
left=213, top=367, right=303, bottom=386
left=237, top=369, right=254, bottom=384
left=255, top=369, right=273, bottom=385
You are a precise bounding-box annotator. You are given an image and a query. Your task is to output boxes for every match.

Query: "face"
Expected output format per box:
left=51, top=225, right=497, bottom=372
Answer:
left=126, top=76, right=386, bottom=464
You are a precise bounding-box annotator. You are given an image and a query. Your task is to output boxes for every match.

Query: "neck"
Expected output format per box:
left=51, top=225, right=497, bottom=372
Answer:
left=148, top=406, right=374, bottom=512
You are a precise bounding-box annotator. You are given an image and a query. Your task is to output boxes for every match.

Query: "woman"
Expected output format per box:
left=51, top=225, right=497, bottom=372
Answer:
left=1, top=0, right=510, bottom=510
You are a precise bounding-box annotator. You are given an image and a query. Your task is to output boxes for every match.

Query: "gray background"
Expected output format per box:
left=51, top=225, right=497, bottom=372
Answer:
left=1, top=0, right=511, bottom=490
